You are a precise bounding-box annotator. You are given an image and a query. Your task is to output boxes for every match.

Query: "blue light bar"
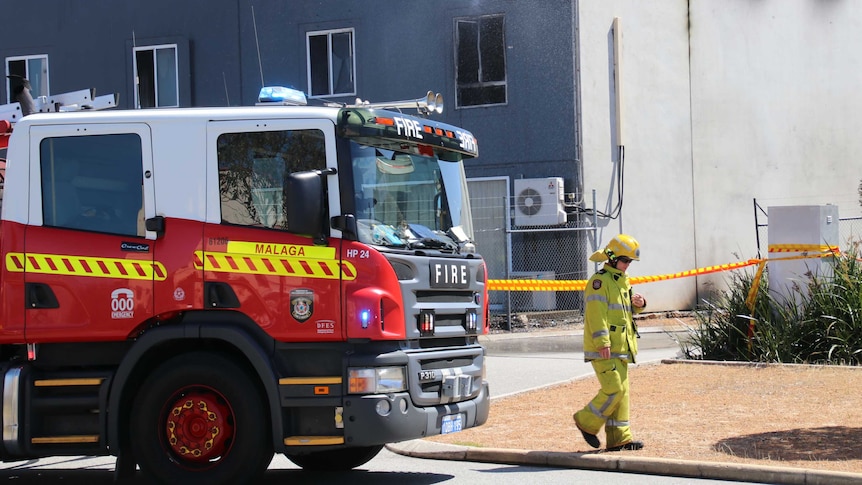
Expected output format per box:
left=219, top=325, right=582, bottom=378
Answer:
left=257, top=86, right=307, bottom=106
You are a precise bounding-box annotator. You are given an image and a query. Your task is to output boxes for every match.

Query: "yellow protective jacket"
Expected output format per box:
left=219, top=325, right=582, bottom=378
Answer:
left=583, top=264, right=644, bottom=363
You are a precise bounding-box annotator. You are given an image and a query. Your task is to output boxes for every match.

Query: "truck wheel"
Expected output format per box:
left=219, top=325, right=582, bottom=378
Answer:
left=284, top=445, right=383, bottom=471
left=130, top=352, right=273, bottom=485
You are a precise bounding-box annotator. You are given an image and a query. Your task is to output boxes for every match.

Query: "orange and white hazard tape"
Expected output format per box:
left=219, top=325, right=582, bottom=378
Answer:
left=487, top=244, right=840, bottom=293
left=768, top=244, right=839, bottom=254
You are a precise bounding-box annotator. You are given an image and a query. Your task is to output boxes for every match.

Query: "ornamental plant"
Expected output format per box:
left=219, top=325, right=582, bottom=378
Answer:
left=682, top=246, right=862, bottom=365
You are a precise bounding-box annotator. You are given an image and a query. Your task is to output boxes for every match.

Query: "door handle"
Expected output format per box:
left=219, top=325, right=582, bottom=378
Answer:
left=204, top=282, right=240, bottom=309
left=25, top=283, right=60, bottom=309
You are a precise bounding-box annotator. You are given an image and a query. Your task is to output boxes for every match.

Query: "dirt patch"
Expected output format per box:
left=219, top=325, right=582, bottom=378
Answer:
left=428, top=360, right=862, bottom=474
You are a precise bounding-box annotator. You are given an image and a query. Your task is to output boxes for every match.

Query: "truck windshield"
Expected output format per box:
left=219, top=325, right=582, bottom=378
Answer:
left=350, top=141, right=470, bottom=249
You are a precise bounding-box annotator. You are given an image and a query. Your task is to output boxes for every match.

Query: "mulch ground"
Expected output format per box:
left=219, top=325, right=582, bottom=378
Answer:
left=428, top=360, right=862, bottom=475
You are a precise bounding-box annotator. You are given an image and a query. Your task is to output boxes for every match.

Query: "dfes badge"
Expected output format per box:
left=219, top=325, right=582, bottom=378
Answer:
left=290, top=289, right=314, bottom=323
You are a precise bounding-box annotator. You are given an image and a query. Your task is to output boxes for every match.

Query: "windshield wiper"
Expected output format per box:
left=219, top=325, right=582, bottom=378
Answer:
left=407, top=238, right=452, bottom=250
left=404, top=224, right=459, bottom=252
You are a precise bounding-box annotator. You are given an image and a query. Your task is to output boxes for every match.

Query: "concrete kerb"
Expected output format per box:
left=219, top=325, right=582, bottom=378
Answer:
left=386, top=337, right=862, bottom=485
left=386, top=436, right=862, bottom=485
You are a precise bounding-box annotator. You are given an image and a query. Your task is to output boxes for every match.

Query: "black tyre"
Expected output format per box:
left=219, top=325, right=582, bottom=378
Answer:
left=130, top=352, right=273, bottom=485
left=284, top=445, right=383, bottom=471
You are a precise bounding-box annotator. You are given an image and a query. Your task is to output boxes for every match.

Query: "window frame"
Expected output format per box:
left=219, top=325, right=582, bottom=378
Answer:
left=205, top=119, right=341, bottom=237
left=30, top=123, right=157, bottom=240
left=454, top=14, right=508, bottom=109
left=5, top=54, right=50, bottom=104
left=216, top=129, right=328, bottom=230
left=133, top=44, right=179, bottom=109
left=306, top=28, right=357, bottom=99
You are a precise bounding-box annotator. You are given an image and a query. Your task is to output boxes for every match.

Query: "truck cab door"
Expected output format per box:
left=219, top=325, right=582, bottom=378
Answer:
left=202, top=119, right=344, bottom=341
left=21, top=124, right=155, bottom=343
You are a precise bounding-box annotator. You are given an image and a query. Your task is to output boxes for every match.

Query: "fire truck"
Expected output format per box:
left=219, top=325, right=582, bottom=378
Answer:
left=0, top=86, right=489, bottom=483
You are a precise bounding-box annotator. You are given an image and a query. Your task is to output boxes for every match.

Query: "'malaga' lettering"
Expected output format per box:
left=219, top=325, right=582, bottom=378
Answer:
left=226, top=241, right=336, bottom=260
left=255, top=243, right=305, bottom=256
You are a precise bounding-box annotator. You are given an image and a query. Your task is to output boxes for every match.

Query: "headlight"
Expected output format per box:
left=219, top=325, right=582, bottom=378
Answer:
left=348, top=366, right=407, bottom=394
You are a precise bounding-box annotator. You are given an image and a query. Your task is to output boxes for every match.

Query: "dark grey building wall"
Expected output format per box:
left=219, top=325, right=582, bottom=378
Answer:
left=1, top=0, right=580, bottom=191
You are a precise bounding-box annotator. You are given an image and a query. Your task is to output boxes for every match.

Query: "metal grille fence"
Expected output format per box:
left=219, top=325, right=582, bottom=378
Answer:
left=468, top=178, right=594, bottom=331
left=844, top=217, right=862, bottom=253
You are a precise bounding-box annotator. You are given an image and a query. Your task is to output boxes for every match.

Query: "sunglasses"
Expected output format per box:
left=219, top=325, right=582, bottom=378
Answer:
left=617, top=257, right=633, bottom=264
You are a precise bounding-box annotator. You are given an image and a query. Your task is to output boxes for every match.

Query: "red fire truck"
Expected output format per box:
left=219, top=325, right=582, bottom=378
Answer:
left=0, top=87, right=489, bottom=483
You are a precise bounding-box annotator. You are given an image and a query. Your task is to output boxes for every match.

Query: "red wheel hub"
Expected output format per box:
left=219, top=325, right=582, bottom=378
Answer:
left=165, top=387, right=235, bottom=463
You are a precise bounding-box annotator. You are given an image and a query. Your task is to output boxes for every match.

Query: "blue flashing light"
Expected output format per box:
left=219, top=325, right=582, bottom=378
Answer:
left=257, top=86, right=307, bottom=106
left=360, top=309, right=371, bottom=329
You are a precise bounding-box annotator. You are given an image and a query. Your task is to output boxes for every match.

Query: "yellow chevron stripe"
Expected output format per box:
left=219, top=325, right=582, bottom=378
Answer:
left=5, top=252, right=166, bottom=281
left=194, top=251, right=357, bottom=281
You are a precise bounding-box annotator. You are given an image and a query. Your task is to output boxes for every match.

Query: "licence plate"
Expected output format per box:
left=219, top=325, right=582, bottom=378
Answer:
left=441, top=414, right=463, bottom=435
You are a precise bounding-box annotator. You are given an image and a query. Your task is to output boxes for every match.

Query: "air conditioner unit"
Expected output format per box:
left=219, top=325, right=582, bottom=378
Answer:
left=513, top=177, right=567, bottom=227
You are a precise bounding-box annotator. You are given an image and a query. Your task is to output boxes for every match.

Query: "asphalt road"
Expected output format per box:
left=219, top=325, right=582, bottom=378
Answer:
left=482, top=328, right=685, bottom=398
left=0, top=329, right=764, bottom=484
left=0, top=449, right=756, bottom=485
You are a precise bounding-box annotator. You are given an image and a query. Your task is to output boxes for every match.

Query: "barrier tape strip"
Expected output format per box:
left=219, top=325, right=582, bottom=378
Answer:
left=487, top=246, right=839, bottom=293
left=768, top=244, right=839, bottom=254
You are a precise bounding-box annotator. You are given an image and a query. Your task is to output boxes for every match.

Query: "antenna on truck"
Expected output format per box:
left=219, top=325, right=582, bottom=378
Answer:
left=251, top=6, right=266, bottom=88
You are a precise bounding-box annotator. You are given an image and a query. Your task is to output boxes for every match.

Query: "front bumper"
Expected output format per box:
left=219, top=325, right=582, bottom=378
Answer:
left=341, top=380, right=490, bottom=446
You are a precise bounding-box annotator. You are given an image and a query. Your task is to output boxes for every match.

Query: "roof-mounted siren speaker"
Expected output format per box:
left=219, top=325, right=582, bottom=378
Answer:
left=513, top=177, right=567, bottom=227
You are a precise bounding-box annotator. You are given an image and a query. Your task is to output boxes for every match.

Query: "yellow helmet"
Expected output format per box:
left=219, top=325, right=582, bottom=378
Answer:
left=589, top=234, right=641, bottom=262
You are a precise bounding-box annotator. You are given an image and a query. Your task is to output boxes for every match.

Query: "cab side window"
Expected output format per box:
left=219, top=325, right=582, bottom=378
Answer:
left=217, top=129, right=326, bottom=229
left=40, top=134, right=144, bottom=236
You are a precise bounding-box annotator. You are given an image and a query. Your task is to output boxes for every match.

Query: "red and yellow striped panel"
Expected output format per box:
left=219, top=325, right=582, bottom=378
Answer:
left=194, top=251, right=357, bottom=281
left=5, top=252, right=166, bottom=281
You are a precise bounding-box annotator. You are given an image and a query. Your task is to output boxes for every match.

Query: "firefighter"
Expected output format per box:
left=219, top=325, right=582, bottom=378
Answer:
left=573, top=234, right=647, bottom=451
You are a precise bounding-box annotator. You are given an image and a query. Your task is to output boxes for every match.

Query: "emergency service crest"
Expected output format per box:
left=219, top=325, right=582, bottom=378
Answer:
left=290, top=289, right=314, bottom=323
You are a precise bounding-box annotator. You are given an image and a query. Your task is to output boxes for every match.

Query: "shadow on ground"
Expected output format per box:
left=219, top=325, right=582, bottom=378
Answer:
left=714, top=426, right=861, bottom=462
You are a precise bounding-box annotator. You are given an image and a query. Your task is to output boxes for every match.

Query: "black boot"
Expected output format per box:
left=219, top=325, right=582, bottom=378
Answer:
left=572, top=414, right=600, bottom=449
left=607, top=440, right=644, bottom=452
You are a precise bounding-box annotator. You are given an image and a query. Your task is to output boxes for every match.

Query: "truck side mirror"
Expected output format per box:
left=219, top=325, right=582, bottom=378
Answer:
left=287, top=169, right=334, bottom=243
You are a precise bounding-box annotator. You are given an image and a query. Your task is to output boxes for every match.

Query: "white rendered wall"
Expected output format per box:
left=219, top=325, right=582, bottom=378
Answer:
left=579, top=0, right=862, bottom=311
left=578, top=1, right=696, bottom=311
left=688, top=0, right=862, bottom=305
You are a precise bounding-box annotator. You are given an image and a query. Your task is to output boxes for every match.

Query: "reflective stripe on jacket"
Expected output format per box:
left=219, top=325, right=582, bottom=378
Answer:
left=583, top=264, right=643, bottom=363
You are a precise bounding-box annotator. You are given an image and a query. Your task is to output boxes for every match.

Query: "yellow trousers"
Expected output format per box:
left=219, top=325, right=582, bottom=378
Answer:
left=573, top=358, right=632, bottom=448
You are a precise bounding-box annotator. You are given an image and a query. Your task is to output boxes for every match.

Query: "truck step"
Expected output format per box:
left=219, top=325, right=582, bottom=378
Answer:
left=284, top=436, right=345, bottom=446
left=23, top=371, right=110, bottom=454
left=31, top=435, right=99, bottom=444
